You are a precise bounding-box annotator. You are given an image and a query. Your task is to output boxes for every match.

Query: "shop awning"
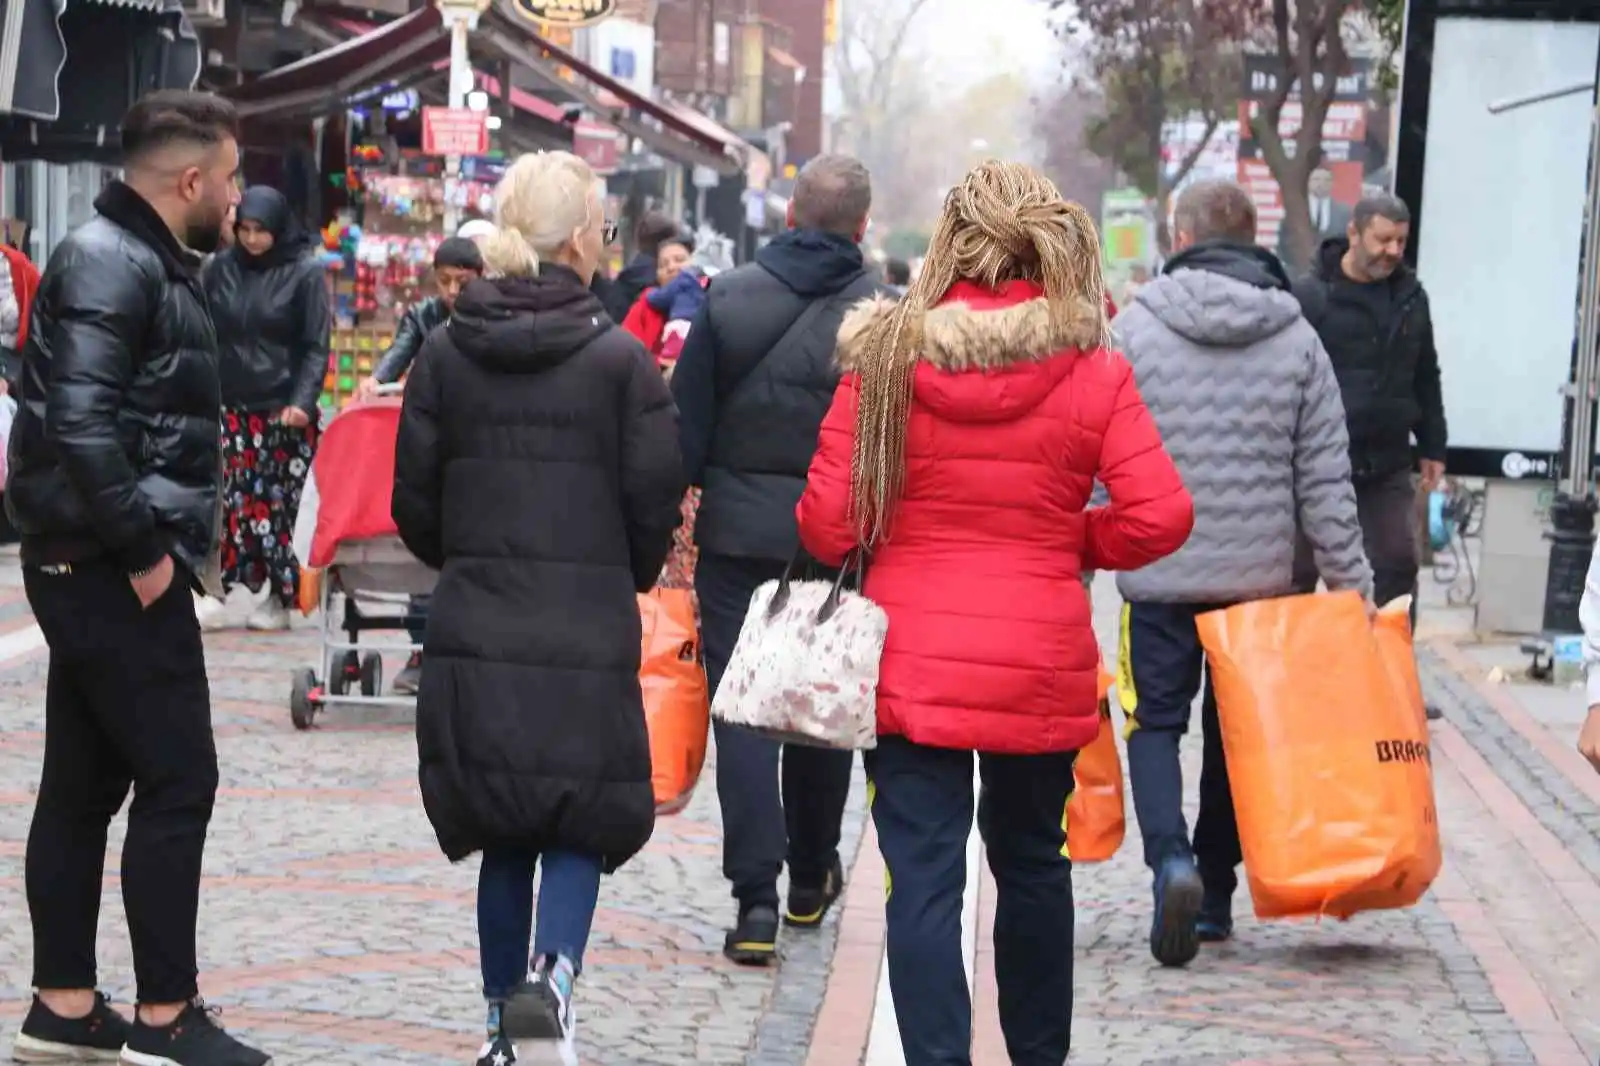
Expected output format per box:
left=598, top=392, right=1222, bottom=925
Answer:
left=479, top=16, right=747, bottom=174
left=0, top=0, right=201, bottom=161
left=226, top=5, right=449, bottom=119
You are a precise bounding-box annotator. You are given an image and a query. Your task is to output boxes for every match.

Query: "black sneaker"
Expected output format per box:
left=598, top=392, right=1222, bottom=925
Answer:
left=1425, top=702, right=1444, bottom=721
left=13, top=992, right=129, bottom=1062
left=723, top=904, right=779, bottom=966
left=474, top=1034, right=517, bottom=1066
left=393, top=653, right=423, bottom=696
left=500, top=957, right=575, bottom=1065
left=119, top=1001, right=269, bottom=1066
left=785, top=857, right=844, bottom=927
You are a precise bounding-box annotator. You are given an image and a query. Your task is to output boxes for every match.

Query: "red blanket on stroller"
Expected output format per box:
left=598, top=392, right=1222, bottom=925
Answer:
left=302, top=398, right=403, bottom=568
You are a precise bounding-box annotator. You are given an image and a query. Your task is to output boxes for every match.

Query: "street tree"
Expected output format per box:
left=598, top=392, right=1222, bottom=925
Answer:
left=1032, top=80, right=1118, bottom=213
left=1044, top=0, right=1259, bottom=250
left=831, top=0, right=936, bottom=174
left=1247, top=0, right=1362, bottom=269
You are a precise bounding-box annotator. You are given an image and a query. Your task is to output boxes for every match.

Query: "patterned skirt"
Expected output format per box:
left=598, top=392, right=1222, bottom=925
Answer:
left=658, top=488, right=701, bottom=591
left=219, top=406, right=318, bottom=606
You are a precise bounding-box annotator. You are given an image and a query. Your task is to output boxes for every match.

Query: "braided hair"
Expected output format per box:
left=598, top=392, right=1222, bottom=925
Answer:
left=847, top=160, right=1110, bottom=547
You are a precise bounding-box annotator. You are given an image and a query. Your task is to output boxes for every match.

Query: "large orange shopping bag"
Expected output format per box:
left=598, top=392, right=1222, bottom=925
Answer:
left=1196, top=591, right=1441, bottom=920
left=1065, top=665, right=1126, bottom=863
left=639, top=589, right=710, bottom=815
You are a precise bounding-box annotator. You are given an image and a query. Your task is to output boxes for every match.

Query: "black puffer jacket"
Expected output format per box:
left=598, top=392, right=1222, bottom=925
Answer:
left=1293, top=237, right=1447, bottom=482
left=6, top=181, right=221, bottom=576
left=371, top=296, right=450, bottom=383
left=392, top=265, right=685, bottom=870
left=202, top=187, right=330, bottom=413
left=669, top=228, right=885, bottom=561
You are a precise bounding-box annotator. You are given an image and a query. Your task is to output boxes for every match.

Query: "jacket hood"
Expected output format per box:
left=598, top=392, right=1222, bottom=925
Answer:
left=755, top=228, right=868, bottom=297
left=447, top=265, right=610, bottom=374
left=835, top=279, right=1107, bottom=424
left=1137, top=241, right=1303, bottom=347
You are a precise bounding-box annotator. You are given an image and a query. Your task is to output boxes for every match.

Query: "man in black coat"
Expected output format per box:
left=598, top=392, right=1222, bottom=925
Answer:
left=670, top=154, right=886, bottom=965
left=1292, top=193, right=1448, bottom=715
left=5, top=91, right=270, bottom=1066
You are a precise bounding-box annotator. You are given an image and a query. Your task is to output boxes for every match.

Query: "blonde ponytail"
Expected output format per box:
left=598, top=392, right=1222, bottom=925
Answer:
left=485, top=150, right=599, bottom=279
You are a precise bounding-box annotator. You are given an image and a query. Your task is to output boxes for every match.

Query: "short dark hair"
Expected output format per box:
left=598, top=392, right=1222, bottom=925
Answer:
left=793, top=154, right=872, bottom=236
left=1353, top=193, right=1411, bottom=232
left=659, top=227, right=696, bottom=256
left=1172, top=180, right=1257, bottom=245
left=634, top=211, right=679, bottom=256
left=434, top=236, right=484, bottom=272
left=885, top=258, right=911, bottom=285
left=120, top=90, right=239, bottom=166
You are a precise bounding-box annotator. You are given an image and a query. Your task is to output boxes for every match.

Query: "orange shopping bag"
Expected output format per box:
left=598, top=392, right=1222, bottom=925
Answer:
left=1066, top=665, right=1125, bottom=863
left=639, top=589, right=710, bottom=815
left=1196, top=591, right=1441, bottom=920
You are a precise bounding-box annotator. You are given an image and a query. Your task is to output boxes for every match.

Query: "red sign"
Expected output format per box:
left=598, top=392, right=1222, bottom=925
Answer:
left=422, top=107, right=489, bottom=157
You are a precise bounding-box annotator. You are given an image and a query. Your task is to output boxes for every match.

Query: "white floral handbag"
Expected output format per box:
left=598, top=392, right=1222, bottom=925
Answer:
left=710, top=556, right=886, bottom=750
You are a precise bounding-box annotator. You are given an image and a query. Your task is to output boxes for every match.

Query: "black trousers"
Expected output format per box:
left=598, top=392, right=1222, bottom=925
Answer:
left=24, top=558, right=218, bottom=1003
left=866, top=736, right=1076, bottom=1066
left=696, top=552, right=853, bottom=910
left=1120, top=601, right=1243, bottom=899
left=1294, top=468, right=1419, bottom=619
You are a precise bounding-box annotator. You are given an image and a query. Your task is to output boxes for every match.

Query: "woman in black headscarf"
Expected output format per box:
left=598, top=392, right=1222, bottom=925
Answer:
left=202, top=186, right=331, bottom=631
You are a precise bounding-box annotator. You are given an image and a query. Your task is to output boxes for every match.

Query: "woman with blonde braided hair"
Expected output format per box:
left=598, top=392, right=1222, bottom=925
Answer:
left=796, top=161, right=1193, bottom=1064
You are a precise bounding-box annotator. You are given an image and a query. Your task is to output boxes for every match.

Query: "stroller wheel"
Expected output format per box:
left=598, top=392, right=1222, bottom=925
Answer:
left=290, top=668, right=320, bottom=730
left=328, top=650, right=360, bottom=696
left=360, top=652, right=384, bottom=697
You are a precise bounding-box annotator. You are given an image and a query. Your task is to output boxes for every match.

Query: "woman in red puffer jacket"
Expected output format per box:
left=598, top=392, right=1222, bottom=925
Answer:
left=795, top=161, right=1192, bottom=1066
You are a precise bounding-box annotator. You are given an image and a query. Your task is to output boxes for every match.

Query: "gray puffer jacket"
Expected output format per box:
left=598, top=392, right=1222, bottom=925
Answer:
left=1113, top=241, right=1371, bottom=604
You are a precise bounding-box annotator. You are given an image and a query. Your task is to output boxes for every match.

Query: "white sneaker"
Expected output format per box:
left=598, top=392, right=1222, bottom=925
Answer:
left=194, top=593, right=229, bottom=632
left=246, top=596, right=291, bottom=632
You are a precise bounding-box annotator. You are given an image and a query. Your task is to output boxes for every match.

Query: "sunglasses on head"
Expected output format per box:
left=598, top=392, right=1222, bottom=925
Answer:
left=602, top=220, right=618, bottom=245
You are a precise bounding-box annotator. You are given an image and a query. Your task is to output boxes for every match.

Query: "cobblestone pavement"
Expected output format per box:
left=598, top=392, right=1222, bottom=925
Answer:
left=0, top=556, right=1595, bottom=1065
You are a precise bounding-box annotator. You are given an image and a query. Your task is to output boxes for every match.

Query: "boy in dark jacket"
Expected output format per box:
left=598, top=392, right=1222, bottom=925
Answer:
left=355, top=236, right=483, bottom=694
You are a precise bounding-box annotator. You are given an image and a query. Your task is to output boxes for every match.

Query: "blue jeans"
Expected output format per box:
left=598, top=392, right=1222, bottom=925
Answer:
left=478, top=848, right=603, bottom=1001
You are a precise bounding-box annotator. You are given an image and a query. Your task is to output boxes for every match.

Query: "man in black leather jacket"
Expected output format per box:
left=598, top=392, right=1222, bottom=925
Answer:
left=670, top=154, right=887, bottom=965
left=5, top=92, right=270, bottom=1066
left=354, top=236, right=482, bottom=693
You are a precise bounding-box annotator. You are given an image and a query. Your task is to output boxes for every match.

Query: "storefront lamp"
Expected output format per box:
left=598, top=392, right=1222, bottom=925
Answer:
left=467, top=90, right=490, bottom=112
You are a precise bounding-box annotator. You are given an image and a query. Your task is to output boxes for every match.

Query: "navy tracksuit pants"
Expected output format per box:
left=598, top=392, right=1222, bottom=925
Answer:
left=866, top=736, right=1077, bottom=1066
left=1119, top=601, right=1244, bottom=900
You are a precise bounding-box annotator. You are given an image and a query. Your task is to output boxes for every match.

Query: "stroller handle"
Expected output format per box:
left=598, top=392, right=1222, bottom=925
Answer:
left=372, top=382, right=405, bottom=397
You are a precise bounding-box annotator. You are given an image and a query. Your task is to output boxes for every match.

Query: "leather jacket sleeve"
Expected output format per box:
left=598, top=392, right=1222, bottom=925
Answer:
left=372, top=300, right=434, bottom=383
left=289, top=262, right=332, bottom=414
left=43, top=259, right=166, bottom=572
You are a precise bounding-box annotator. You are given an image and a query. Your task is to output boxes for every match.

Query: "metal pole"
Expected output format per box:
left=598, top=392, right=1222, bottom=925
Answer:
left=443, top=14, right=471, bottom=236
left=1569, top=105, right=1600, bottom=498
left=1488, top=80, right=1593, bottom=114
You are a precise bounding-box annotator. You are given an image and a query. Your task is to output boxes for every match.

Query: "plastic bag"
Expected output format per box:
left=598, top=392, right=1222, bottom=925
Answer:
left=1196, top=591, right=1441, bottom=920
left=639, top=589, right=710, bottom=814
left=1065, top=665, right=1125, bottom=863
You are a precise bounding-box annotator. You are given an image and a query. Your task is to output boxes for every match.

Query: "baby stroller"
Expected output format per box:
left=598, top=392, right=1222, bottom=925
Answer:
left=288, top=385, right=434, bottom=729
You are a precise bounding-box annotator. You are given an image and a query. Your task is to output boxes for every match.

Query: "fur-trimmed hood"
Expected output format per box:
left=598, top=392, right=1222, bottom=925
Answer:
left=835, top=278, right=1107, bottom=373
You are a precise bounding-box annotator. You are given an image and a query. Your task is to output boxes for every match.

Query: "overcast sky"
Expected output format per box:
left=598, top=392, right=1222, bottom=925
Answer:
left=906, top=0, right=1061, bottom=92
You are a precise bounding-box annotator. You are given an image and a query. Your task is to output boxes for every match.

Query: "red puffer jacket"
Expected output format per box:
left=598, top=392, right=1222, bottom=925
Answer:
left=796, top=279, right=1192, bottom=755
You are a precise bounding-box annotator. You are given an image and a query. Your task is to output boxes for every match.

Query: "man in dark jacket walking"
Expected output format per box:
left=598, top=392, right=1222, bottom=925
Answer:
left=670, top=154, right=884, bottom=965
left=1292, top=195, right=1447, bottom=697
left=5, top=91, right=269, bottom=1066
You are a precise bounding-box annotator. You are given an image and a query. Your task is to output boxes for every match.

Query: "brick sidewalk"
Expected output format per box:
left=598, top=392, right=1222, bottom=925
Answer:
left=0, top=558, right=1596, bottom=1065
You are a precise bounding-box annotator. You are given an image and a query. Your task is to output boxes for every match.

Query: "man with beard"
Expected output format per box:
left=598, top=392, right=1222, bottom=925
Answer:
left=669, top=154, right=886, bottom=965
left=6, top=91, right=269, bottom=1066
left=1292, top=194, right=1447, bottom=719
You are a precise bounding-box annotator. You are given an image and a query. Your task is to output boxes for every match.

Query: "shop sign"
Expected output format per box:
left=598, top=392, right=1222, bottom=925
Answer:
left=504, top=0, right=615, bottom=28
left=422, top=107, right=490, bottom=157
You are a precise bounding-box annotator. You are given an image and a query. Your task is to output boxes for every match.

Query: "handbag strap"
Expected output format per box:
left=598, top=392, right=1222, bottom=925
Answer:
left=766, top=548, right=866, bottom=623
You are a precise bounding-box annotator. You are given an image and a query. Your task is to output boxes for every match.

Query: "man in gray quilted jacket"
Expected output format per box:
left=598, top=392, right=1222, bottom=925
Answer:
left=1113, top=179, right=1374, bottom=969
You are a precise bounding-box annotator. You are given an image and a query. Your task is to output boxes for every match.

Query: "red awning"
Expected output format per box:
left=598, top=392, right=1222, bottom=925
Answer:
left=226, top=6, right=448, bottom=119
